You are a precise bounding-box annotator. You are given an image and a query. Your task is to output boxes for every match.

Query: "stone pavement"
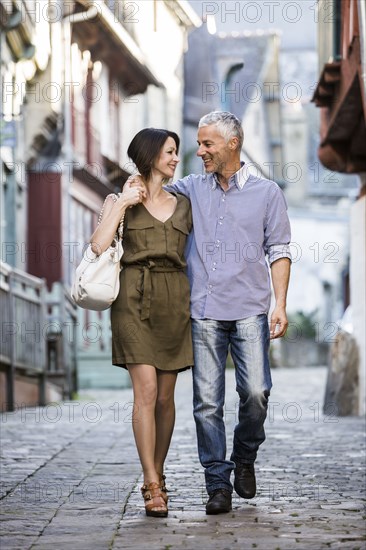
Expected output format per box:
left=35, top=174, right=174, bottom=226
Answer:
left=1, top=367, right=365, bottom=550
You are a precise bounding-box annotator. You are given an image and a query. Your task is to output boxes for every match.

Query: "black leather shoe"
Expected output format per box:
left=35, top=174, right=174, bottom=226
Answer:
left=234, top=463, right=256, bottom=499
left=206, top=489, right=232, bottom=515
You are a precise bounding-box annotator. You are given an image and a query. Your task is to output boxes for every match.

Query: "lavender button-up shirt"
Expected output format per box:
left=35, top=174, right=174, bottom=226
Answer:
left=169, top=164, right=292, bottom=321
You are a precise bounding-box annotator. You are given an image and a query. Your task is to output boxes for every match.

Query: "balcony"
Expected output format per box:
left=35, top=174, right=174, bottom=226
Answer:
left=0, top=262, right=47, bottom=411
left=0, top=263, right=78, bottom=412
left=71, top=1, right=160, bottom=94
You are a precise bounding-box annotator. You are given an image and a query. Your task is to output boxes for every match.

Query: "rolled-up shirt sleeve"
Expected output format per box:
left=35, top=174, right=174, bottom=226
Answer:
left=267, top=243, right=292, bottom=265
left=264, top=184, right=292, bottom=265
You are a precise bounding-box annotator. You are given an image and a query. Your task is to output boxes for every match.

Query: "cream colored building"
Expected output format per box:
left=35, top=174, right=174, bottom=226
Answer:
left=1, top=0, right=201, bottom=401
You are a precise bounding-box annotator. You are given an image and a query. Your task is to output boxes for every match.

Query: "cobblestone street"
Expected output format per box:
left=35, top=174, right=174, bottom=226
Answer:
left=1, top=366, right=365, bottom=550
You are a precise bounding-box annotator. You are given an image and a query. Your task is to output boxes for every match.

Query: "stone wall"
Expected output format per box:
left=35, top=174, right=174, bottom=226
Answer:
left=323, top=330, right=359, bottom=416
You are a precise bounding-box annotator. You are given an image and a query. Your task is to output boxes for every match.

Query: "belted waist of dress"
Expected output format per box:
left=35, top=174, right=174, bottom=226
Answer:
left=126, top=260, right=184, bottom=320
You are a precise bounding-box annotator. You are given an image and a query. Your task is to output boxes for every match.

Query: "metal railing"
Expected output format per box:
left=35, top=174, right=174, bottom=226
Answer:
left=0, top=263, right=78, bottom=411
left=0, top=261, right=47, bottom=410
left=46, top=282, right=78, bottom=400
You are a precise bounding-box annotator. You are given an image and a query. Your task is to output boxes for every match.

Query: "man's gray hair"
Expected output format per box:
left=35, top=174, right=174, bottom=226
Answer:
left=198, top=111, right=244, bottom=150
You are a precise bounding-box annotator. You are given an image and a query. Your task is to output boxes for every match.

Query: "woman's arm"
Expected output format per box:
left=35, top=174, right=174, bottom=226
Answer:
left=90, top=180, right=145, bottom=255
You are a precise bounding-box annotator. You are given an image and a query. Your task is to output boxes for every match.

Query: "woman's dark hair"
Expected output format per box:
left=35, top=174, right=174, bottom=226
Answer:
left=127, top=128, right=180, bottom=181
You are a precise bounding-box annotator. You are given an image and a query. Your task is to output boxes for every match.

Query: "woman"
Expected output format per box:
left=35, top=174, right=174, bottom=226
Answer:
left=90, top=129, right=193, bottom=517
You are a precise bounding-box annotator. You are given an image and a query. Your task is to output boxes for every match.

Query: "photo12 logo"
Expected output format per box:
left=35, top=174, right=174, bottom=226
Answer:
left=1, top=1, right=140, bottom=24
left=201, top=2, right=335, bottom=24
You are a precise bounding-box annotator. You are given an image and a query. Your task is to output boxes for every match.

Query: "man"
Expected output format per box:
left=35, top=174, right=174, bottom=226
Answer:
left=132, top=111, right=291, bottom=514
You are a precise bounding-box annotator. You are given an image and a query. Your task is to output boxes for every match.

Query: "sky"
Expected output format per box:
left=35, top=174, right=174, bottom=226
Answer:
left=188, top=0, right=317, bottom=50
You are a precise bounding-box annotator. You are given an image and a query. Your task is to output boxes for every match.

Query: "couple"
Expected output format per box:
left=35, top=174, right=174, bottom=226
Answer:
left=91, top=111, right=292, bottom=517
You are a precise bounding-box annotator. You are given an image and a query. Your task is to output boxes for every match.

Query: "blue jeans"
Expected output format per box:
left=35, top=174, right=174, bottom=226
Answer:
left=192, top=315, right=272, bottom=494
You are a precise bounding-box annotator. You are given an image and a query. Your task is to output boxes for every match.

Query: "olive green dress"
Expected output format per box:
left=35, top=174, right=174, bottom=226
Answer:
left=111, top=193, right=193, bottom=371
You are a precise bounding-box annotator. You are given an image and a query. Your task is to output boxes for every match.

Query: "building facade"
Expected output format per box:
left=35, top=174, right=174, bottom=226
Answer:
left=312, top=0, right=366, bottom=415
left=1, top=0, right=200, bottom=408
left=183, top=21, right=284, bottom=184
left=183, top=10, right=361, bottom=375
left=1, top=0, right=63, bottom=409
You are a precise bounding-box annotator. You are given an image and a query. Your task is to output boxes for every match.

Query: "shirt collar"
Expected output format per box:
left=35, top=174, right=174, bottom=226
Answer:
left=211, top=162, right=249, bottom=190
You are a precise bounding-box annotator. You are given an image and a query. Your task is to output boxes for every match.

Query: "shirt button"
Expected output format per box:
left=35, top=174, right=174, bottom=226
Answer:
left=212, top=268, right=216, bottom=271
left=208, top=291, right=212, bottom=294
left=209, top=285, right=213, bottom=288
left=219, top=216, right=224, bottom=220
left=213, top=262, right=217, bottom=265
left=218, top=222, right=222, bottom=225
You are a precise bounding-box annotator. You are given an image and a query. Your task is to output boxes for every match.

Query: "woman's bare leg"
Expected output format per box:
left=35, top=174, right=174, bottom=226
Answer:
left=128, top=363, right=160, bottom=484
left=154, top=370, right=178, bottom=476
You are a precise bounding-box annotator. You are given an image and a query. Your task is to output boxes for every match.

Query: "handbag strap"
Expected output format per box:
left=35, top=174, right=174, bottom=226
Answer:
left=98, top=193, right=124, bottom=242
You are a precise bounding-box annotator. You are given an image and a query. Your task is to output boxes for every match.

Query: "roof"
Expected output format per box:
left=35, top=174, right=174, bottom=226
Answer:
left=184, top=26, right=278, bottom=122
left=71, top=1, right=161, bottom=94
left=163, top=0, right=202, bottom=28
left=216, top=32, right=275, bottom=118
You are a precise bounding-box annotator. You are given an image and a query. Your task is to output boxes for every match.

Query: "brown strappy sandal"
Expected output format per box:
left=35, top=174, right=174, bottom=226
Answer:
left=159, top=474, right=168, bottom=503
left=141, top=481, right=168, bottom=517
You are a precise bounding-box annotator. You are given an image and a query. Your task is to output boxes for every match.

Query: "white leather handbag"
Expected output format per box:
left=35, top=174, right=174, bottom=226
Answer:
left=71, top=195, right=124, bottom=311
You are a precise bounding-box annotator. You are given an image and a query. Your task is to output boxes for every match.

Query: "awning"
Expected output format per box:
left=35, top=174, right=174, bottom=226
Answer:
left=71, top=1, right=162, bottom=95
left=312, top=56, right=366, bottom=173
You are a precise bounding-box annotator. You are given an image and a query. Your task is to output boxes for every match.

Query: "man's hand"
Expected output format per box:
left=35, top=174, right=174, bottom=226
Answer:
left=270, top=305, right=288, bottom=339
left=119, top=177, right=146, bottom=207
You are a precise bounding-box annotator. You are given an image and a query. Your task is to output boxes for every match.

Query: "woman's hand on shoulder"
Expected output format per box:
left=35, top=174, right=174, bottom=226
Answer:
left=124, top=174, right=145, bottom=189
left=119, top=177, right=146, bottom=208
